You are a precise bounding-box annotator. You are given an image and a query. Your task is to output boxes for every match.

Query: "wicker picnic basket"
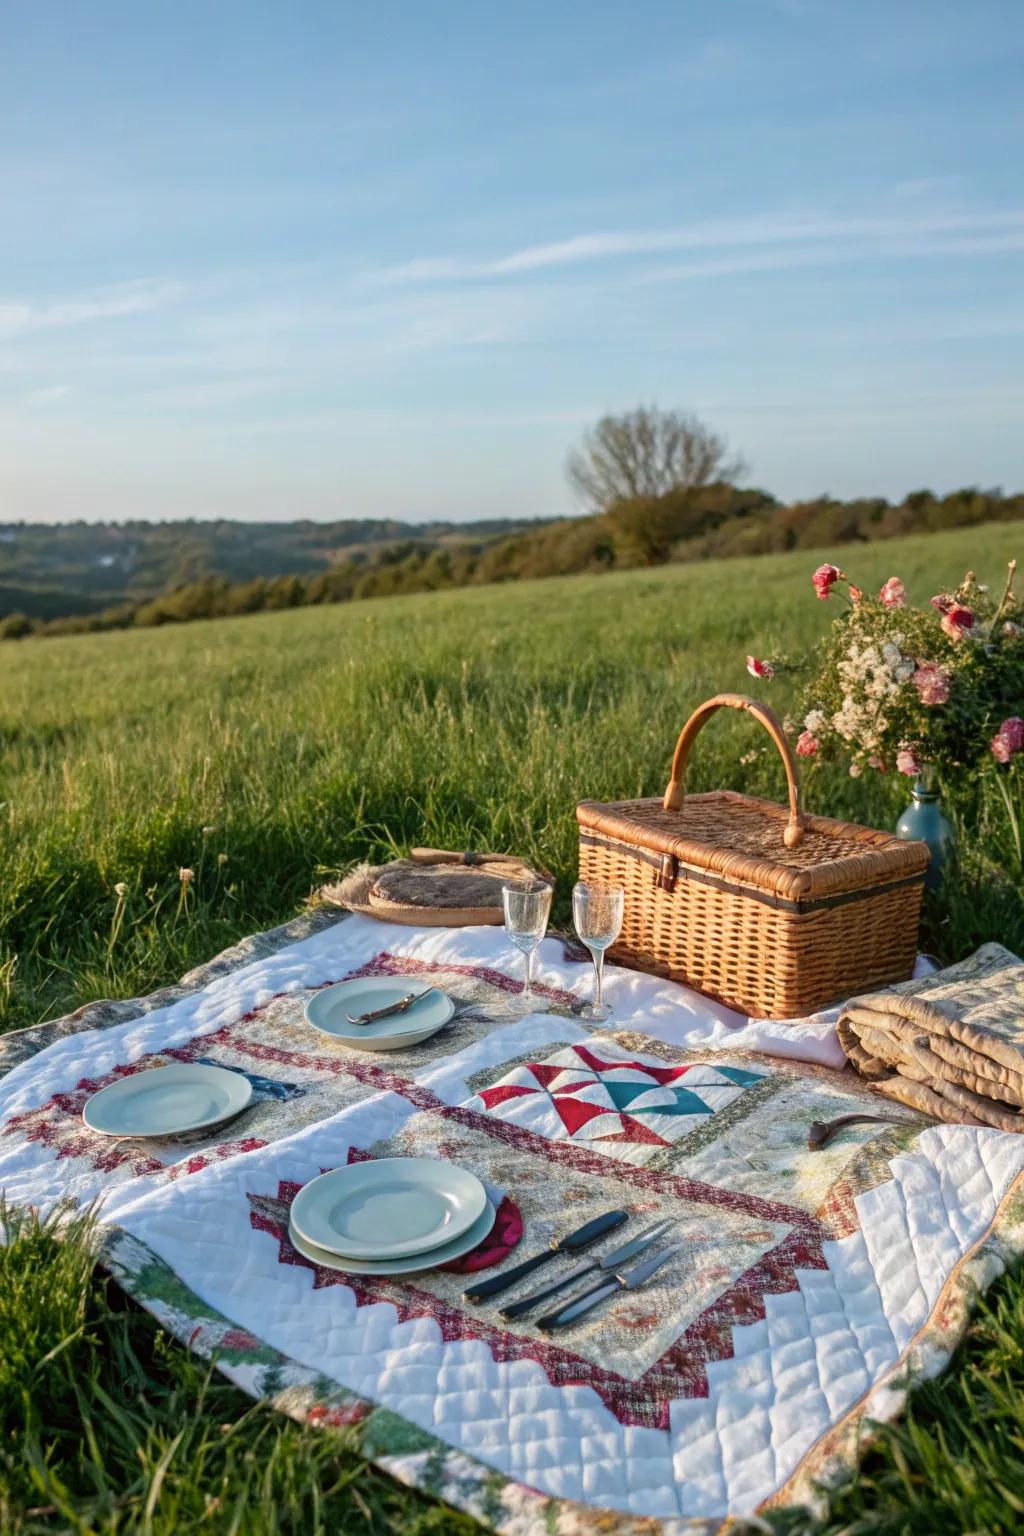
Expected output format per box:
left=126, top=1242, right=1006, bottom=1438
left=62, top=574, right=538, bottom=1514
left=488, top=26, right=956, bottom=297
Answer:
left=576, top=693, right=930, bottom=1020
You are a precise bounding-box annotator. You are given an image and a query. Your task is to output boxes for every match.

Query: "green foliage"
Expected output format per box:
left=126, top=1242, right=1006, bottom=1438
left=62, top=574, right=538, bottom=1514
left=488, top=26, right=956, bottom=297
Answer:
left=4, top=489, right=1024, bottom=641
left=0, top=612, right=34, bottom=640
left=1, top=522, right=1023, bottom=1531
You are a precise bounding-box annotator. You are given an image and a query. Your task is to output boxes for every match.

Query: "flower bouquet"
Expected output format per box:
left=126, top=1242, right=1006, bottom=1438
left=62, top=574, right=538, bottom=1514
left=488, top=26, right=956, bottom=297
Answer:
left=780, top=560, right=1023, bottom=780
left=746, top=557, right=1023, bottom=885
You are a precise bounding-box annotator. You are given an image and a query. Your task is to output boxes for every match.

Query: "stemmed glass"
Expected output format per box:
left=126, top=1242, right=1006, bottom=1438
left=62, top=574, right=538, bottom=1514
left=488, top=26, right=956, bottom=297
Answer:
left=572, top=880, right=624, bottom=1022
left=501, top=880, right=553, bottom=1014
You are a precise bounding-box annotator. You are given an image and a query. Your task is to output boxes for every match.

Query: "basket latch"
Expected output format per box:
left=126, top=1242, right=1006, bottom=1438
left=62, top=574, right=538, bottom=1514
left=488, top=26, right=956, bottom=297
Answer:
left=657, top=853, right=678, bottom=893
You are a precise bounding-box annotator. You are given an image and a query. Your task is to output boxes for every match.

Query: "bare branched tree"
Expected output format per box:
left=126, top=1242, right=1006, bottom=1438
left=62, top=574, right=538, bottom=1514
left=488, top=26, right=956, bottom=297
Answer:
left=566, top=406, right=747, bottom=514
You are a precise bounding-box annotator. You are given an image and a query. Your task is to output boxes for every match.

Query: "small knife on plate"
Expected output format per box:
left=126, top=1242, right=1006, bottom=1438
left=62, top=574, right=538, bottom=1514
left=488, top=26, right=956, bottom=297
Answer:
left=537, top=1243, right=683, bottom=1332
left=346, top=988, right=439, bottom=1026
left=499, top=1219, right=673, bottom=1321
left=462, top=1209, right=629, bottom=1303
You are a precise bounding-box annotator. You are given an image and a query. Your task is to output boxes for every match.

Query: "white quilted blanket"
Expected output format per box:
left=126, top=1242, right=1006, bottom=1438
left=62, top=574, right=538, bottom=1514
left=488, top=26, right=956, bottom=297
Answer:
left=1, top=910, right=1021, bottom=1535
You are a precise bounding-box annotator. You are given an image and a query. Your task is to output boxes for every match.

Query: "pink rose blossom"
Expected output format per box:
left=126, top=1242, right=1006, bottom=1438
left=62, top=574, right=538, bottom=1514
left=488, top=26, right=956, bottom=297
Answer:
left=746, top=655, right=774, bottom=680
left=930, top=592, right=955, bottom=614
left=940, top=604, right=975, bottom=641
left=868, top=754, right=886, bottom=772
left=879, top=576, right=906, bottom=608
left=812, top=563, right=844, bottom=600
left=911, top=661, right=952, bottom=706
left=795, top=730, right=819, bottom=757
left=848, top=583, right=863, bottom=603
left=1002, top=717, right=1024, bottom=752
left=991, top=716, right=1024, bottom=763
left=896, top=746, right=922, bottom=777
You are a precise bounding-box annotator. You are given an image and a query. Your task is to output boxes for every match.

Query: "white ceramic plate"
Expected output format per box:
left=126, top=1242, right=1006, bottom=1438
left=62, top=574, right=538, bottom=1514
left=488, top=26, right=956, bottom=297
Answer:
left=304, top=976, right=455, bottom=1052
left=288, top=1198, right=497, bottom=1276
left=83, top=1063, right=252, bottom=1138
left=289, top=1156, right=488, bottom=1259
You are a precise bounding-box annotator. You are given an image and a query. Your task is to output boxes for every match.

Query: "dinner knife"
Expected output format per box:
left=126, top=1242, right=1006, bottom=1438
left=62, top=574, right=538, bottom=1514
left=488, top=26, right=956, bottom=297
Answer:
left=499, top=1218, right=673, bottom=1321
left=537, top=1243, right=683, bottom=1332
left=462, top=1209, right=629, bottom=1303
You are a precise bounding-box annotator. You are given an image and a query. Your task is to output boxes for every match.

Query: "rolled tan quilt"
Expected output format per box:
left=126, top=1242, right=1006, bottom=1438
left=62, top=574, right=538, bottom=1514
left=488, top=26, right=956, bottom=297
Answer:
left=837, top=942, right=1024, bottom=1131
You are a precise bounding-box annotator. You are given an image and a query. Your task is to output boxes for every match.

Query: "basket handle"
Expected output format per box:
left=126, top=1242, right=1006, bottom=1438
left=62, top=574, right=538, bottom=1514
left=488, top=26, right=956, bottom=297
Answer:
left=662, top=692, right=805, bottom=849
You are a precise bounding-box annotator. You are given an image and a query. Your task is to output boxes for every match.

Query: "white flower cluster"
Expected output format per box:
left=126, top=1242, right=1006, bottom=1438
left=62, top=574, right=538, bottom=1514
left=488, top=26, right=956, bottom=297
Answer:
left=823, top=636, right=910, bottom=749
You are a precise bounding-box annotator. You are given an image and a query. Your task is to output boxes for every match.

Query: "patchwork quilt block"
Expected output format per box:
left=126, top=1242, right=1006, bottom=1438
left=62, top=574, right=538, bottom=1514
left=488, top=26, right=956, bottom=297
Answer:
left=465, top=1038, right=767, bottom=1166
left=2, top=910, right=1024, bottom=1536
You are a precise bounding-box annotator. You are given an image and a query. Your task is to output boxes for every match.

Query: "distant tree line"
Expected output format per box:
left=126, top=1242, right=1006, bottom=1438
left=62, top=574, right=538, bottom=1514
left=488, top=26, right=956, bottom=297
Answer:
left=4, top=482, right=1023, bottom=641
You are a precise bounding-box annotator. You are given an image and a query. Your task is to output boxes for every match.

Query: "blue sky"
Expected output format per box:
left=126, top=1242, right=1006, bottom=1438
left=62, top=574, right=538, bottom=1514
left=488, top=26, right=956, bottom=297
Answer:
left=2, top=0, right=1023, bottom=524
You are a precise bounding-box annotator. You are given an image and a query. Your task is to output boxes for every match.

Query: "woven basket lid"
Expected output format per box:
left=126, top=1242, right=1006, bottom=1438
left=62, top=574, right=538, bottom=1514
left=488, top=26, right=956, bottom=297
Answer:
left=577, top=792, right=930, bottom=903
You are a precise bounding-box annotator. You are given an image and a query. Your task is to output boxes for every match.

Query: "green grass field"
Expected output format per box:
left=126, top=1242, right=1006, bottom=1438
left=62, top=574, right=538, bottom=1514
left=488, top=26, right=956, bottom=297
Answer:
left=2, top=521, right=1023, bottom=1533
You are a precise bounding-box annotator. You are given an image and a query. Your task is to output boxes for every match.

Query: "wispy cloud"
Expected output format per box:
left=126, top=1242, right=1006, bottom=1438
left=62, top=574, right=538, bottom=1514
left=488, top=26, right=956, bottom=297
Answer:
left=26, top=384, right=70, bottom=404
left=369, top=208, right=1024, bottom=287
left=0, top=278, right=186, bottom=340
left=893, top=175, right=963, bottom=201
left=633, top=228, right=1024, bottom=287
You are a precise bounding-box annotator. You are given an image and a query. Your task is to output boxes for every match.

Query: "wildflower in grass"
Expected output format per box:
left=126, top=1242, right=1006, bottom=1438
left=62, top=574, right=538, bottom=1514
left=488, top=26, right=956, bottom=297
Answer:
left=849, top=760, right=863, bottom=777
left=803, top=708, right=826, bottom=734
left=991, top=717, right=1024, bottom=764
left=912, top=661, right=952, bottom=706
left=179, top=867, right=194, bottom=885
left=868, top=754, right=886, bottom=771
left=812, top=563, right=844, bottom=600
left=108, top=881, right=129, bottom=961
left=202, top=825, right=216, bottom=836
left=896, top=744, right=922, bottom=777
left=795, top=730, right=819, bottom=756
left=217, top=851, right=228, bottom=865
left=940, top=604, right=975, bottom=641
left=1003, top=620, right=1021, bottom=638
left=879, top=576, right=906, bottom=608
left=746, top=655, right=774, bottom=679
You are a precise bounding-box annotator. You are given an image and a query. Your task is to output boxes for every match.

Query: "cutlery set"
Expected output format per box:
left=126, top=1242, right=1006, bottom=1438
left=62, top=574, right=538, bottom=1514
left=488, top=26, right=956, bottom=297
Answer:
left=464, top=1209, right=678, bottom=1331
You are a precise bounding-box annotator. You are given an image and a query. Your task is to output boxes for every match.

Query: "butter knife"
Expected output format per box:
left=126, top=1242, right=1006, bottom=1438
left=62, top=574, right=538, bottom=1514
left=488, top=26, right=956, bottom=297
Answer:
left=346, top=988, right=438, bottom=1026
left=499, top=1219, right=672, bottom=1321
left=462, top=1209, right=629, bottom=1303
left=537, top=1243, right=683, bottom=1331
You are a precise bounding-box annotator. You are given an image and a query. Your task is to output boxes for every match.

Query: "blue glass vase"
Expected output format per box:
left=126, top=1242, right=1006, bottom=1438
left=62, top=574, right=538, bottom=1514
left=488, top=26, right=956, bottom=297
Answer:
left=895, top=768, right=955, bottom=889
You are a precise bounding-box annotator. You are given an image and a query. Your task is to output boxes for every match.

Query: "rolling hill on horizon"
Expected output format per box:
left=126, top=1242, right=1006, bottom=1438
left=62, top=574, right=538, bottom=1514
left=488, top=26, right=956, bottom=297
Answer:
left=5, top=481, right=1024, bottom=640
left=0, top=514, right=553, bottom=620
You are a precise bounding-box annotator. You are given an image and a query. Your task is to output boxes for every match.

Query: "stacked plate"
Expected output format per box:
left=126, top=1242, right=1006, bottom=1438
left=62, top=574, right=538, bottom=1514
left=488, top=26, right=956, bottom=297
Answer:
left=304, top=976, right=455, bottom=1052
left=288, top=1157, right=493, bottom=1275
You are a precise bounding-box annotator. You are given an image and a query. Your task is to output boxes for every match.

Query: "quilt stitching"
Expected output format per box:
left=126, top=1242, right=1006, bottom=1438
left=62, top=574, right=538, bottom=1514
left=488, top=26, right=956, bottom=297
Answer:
left=247, top=1172, right=825, bottom=1429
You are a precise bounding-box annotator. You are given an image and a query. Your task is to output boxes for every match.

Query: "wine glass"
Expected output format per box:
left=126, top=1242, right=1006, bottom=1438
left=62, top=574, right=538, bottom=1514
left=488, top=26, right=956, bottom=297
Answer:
left=572, top=880, right=624, bottom=1022
left=501, top=880, right=553, bottom=1014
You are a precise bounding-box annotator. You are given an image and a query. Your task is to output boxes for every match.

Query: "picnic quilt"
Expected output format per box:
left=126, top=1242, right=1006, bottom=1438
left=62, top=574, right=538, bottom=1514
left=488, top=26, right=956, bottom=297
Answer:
left=2, top=908, right=1024, bottom=1534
